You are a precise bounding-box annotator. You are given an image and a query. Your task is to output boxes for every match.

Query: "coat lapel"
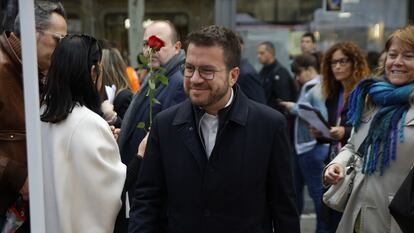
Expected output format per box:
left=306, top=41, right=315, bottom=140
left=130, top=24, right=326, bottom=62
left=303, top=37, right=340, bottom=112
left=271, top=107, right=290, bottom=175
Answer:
left=405, top=107, right=414, bottom=126
left=173, top=100, right=207, bottom=172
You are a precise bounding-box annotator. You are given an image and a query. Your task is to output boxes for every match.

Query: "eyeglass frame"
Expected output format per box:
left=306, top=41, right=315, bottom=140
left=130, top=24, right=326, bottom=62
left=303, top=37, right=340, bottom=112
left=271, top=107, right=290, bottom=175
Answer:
left=39, top=30, right=66, bottom=43
left=182, top=63, right=225, bottom=80
left=329, top=57, right=351, bottom=67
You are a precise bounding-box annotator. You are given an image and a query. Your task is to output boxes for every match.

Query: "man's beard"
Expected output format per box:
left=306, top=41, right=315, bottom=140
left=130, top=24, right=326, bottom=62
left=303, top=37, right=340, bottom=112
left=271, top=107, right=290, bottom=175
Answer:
left=185, top=83, right=229, bottom=109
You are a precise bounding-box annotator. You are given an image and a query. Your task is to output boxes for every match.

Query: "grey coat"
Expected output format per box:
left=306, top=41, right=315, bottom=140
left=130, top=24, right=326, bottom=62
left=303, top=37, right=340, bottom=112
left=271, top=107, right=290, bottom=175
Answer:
left=327, top=107, right=414, bottom=233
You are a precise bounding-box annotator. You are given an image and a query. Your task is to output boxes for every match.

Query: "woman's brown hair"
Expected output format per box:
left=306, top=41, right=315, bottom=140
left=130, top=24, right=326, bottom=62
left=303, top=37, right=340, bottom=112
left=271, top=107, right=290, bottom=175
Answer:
left=320, top=42, right=370, bottom=104
left=101, top=48, right=132, bottom=95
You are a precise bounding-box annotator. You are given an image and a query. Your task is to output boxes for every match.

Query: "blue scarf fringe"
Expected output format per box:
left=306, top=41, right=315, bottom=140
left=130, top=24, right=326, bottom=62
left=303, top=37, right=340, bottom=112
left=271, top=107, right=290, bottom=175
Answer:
left=347, top=78, right=414, bottom=175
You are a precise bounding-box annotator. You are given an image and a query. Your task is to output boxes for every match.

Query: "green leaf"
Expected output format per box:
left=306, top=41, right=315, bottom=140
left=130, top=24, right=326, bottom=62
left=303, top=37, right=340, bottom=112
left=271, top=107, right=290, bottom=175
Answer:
left=159, top=75, right=168, bottom=85
left=157, top=67, right=166, bottom=73
left=153, top=98, right=161, bottom=105
left=137, top=54, right=148, bottom=64
left=137, top=122, right=146, bottom=129
left=149, top=78, right=156, bottom=90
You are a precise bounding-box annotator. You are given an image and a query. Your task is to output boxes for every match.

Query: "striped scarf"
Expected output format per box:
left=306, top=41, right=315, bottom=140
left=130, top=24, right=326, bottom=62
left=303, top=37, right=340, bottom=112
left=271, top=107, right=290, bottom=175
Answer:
left=347, top=78, right=414, bottom=175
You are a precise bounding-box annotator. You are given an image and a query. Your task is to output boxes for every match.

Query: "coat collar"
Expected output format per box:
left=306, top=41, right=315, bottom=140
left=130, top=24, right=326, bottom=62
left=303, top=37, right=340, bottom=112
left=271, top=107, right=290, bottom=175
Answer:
left=172, top=85, right=249, bottom=172
left=0, top=32, right=22, bottom=67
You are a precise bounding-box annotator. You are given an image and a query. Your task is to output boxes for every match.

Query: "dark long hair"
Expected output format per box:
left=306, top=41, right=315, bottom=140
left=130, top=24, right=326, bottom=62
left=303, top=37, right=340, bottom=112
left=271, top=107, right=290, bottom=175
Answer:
left=41, top=34, right=102, bottom=123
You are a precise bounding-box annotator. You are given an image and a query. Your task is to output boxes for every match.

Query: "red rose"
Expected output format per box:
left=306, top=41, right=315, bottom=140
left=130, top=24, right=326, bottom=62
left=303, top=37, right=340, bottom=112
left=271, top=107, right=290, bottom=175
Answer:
left=147, top=35, right=165, bottom=52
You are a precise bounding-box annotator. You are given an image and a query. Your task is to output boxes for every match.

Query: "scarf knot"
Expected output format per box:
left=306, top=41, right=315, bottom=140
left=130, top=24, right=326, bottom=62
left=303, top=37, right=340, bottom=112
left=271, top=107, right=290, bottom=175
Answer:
left=347, top=78, right=414, bottom=175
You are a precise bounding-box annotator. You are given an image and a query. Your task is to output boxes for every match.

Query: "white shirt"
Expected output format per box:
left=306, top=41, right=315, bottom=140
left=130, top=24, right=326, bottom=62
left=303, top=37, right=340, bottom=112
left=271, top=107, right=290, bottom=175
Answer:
left=199, top=89, right=234, bottom=158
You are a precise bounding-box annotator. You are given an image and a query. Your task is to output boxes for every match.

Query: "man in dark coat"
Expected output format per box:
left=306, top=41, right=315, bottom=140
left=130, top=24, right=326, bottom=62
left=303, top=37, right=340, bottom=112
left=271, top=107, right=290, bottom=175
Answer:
left=128, top=25, right=299, bottom=233
left=115, top=20, right=186, bottom=233
left=118, top=20, right=187, bottom=165
left=257, top=41, right=297, bottom=112
left=0, top=1, right=67, bottom=230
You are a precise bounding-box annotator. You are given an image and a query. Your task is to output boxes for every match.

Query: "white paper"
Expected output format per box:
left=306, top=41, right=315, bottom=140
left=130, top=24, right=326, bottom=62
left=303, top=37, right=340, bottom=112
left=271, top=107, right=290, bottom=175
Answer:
left=105, top=84, right=117, bottom=104
left=298, top=103, right=333, bottom=139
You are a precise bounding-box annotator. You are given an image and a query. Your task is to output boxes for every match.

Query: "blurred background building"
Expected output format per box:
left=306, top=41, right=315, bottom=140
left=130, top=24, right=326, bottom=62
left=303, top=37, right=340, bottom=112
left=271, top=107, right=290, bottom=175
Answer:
left=1, top=0, right=414, bottom=71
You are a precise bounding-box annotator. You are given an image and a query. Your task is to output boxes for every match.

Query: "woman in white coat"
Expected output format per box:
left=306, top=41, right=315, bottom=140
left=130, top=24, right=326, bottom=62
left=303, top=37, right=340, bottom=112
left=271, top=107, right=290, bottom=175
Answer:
left=324, top=25, right=414, bottom=233
left=40, top=34, right=126, bottom=233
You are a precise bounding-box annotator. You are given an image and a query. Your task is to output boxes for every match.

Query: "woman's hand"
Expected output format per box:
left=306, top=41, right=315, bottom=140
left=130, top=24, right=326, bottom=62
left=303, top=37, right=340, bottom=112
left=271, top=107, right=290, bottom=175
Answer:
left=101, top=100, right=117, bottom=124
left=329, top=126, right=345, bottom=140
left=110, top=126, right=120, bottom=140
left=278, top=101, right=295, bottom=111
left=309, top=126, right=323, bottom=138
left=324, top=164, right=345, bottom=185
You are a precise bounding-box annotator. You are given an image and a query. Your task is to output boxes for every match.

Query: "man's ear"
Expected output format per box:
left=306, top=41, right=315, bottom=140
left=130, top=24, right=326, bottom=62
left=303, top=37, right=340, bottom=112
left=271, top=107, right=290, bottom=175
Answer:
left=174, top=41, right=182, bottom=51
left=229, top=67, right=240, bottom=87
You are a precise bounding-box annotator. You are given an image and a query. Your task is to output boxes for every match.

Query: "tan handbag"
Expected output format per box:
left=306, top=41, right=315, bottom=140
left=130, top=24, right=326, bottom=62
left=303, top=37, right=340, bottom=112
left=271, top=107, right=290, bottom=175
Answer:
left=323, top=152, right=362, bottom=212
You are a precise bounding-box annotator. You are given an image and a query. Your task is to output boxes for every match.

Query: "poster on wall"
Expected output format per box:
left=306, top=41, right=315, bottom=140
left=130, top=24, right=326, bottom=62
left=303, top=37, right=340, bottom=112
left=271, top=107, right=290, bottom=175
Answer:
left=325, top=0, right=342, bottom=11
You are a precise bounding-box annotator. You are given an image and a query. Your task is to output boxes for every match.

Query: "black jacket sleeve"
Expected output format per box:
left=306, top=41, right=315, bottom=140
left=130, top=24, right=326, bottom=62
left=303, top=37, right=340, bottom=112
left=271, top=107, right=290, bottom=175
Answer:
left=268, top=116, right=301, bottom=233
left=128, top=118, right=166, bottom=233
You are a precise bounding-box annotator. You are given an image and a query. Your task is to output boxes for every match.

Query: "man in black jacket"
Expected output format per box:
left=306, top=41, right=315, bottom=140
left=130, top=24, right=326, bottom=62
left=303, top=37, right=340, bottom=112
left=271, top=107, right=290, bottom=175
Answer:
left=115, top=20, right=186, bottom=233
left=257, top=41, right=297, bottom=112
left=128, top=25, right=299, bottom=233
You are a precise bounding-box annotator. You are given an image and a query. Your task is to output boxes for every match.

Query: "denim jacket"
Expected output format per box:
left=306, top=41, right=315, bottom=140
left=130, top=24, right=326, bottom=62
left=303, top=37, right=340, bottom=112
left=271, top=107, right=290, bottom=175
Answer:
left=289, top=76, right=327, bottom=154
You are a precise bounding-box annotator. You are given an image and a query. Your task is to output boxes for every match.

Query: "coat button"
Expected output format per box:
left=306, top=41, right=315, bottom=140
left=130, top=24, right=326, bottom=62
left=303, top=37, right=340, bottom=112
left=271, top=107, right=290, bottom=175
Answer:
left=204, top=210, right=210, bottom=217
left=189, top=127, right=193, bottom=131
left=10, top=134, right=14, bottom=139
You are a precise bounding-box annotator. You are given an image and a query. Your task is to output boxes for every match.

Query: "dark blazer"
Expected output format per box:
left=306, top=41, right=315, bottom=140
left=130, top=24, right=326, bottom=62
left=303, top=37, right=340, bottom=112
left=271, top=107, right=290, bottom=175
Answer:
left=117, top=58, right=187, bottom=164
left=237, top=58, right=266, bottom=104
left=259, top=60, right=297, bottom=112
left=128, top=88, right=300, bottom=233
left=113, top=156, right=143, bottom=233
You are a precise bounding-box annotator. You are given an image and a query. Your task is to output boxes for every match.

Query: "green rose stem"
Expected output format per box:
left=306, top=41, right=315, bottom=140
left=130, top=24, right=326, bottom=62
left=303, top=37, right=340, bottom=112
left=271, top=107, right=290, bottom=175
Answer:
left=137, top=36, right=168, bottom=131
left=148, top=48, right=155, bottom=129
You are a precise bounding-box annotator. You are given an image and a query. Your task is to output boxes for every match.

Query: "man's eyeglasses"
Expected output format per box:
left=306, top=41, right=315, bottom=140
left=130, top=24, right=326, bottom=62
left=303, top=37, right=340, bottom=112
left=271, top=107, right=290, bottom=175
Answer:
left=183, top=64, right=223, bottom=80
left=39, top=30, right=65, bottom=43
left=330, top=58, right=350, bottom=67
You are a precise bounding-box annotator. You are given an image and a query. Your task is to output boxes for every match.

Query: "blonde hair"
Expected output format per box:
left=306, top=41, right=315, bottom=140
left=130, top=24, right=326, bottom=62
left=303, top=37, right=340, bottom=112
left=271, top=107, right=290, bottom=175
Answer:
left=101, top=48, right=132, bottom=95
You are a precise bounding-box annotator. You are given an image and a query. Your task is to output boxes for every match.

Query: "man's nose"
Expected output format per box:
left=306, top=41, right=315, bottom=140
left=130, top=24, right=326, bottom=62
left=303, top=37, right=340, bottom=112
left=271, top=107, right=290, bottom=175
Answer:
left=190, top=69, right=204, bottom=83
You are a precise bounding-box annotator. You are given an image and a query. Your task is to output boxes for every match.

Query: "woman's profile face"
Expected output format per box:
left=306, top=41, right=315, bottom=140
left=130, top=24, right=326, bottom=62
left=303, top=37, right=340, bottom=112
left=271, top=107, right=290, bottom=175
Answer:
left=330, top=49, right=352, bottom=82
left=385, top=39, right=414, bottom=86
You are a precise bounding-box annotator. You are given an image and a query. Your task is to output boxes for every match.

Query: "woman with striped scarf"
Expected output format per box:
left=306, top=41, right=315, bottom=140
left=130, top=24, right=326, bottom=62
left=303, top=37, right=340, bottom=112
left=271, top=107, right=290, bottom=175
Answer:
left=323, top=25, right=414, bottom=233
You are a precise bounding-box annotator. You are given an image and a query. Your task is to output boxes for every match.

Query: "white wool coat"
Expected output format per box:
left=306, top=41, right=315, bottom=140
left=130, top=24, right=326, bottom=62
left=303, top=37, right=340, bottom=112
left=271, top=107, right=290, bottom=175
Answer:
left=41, top=105, right=126, bottom=233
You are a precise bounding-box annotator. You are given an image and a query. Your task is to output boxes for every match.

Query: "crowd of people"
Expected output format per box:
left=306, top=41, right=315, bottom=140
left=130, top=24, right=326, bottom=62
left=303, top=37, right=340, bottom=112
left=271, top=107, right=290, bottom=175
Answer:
left=1, top=1, right=414, bottom=233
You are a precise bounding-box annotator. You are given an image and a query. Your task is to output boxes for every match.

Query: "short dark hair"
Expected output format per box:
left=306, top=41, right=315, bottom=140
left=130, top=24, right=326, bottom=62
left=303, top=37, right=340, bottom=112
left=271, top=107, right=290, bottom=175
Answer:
left=291, top=54, right=318, bottom=74
left=302, top=32, right=316, bottom=43
left=186, top=25, right=241, bottom=70
left=259, top=41, right=275, bottom=55
left=14, top=0, right=66, bottom=38
left=41, top=35, right=102, bottom=123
